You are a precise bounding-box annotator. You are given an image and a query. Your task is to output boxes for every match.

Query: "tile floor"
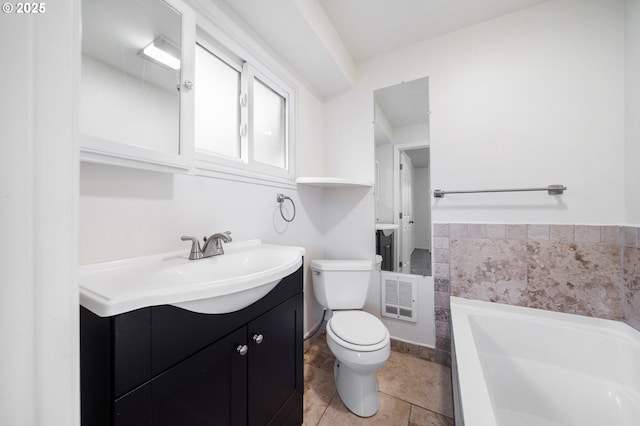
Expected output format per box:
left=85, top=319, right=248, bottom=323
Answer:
left=303, top=333, right=455, bottom=426
left=410, top=248, right=432, bottom=276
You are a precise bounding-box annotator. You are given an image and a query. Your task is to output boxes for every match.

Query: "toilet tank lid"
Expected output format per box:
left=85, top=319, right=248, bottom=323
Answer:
left=311, top=259, right=372, bottom=271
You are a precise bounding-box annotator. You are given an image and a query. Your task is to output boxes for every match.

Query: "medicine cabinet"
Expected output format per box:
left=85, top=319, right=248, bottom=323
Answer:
left=80, top=0, right=195, bottom=171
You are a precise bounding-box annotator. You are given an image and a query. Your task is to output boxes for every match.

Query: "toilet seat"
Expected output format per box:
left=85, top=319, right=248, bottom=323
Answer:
left=328, top=311, right=389, bottom=352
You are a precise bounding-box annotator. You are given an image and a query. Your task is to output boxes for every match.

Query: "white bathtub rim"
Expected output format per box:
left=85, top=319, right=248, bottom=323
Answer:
left=450, top=296, right=640, bottom=426
left=451, top=297, right=498, bottom=426
left=452, top=297, right=640, bottom=351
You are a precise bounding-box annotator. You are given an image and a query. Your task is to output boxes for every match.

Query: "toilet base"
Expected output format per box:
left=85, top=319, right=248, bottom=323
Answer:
left=333, top=359, right=380, bottom=417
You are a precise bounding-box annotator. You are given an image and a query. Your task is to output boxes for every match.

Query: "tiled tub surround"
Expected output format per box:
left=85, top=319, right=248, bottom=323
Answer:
left=433, top=224, right=640, bottom=362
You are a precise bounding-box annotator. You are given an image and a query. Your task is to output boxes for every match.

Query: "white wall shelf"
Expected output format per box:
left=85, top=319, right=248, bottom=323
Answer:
left=295, top=177, right=373, bottom=187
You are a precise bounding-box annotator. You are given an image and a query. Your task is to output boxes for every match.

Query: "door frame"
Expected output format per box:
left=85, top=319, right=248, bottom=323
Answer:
left=392, top=141, right=429, bottom=274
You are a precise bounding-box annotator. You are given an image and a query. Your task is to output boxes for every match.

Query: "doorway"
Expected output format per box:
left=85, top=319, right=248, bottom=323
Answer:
left=398, top=146, right=431, bottom=275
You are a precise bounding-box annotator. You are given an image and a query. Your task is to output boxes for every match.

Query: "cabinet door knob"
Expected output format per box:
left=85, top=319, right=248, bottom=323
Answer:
left=183, top=80, right=194, bottom=92
left=252, top=334, right=264, bottom=344
left=236, top=344, right=248, bottom=356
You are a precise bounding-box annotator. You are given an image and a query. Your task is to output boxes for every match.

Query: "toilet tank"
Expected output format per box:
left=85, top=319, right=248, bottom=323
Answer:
left=311, top=259, right=372, bottom=310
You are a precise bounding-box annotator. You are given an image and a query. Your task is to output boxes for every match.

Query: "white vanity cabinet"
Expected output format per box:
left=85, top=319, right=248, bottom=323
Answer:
left=80, top=0, right=195, bottom=171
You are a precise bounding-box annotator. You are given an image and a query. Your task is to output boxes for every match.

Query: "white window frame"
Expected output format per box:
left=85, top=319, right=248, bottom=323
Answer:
left=193, top=33, right=296, bottom=186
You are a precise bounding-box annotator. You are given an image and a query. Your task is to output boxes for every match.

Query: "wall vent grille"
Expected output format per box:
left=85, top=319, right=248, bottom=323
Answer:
left=381, top=272, right=417, bottom=322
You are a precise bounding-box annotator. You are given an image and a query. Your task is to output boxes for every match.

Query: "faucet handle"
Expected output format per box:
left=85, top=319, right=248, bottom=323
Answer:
left=204, top=231, right=232, bottom=243
left=181, top=236, right=203, bottom=260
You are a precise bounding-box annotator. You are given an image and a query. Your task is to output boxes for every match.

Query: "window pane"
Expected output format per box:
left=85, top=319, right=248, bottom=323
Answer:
left=253, top=78, right=286, bottom=168
left=195, top=44, right=240, bottom=159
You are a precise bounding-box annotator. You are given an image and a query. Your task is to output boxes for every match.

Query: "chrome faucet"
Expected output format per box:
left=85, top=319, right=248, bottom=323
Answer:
left=181, top=231, right=232, bottom=260
left=202, top=232, right=232, bottom=257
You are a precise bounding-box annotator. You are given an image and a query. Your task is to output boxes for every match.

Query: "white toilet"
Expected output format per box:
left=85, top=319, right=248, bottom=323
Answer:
left=311, top=259, right=391, bottom=417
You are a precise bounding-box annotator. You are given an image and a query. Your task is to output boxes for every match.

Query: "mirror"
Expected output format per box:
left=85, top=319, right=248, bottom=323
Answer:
left=81, top=0, right=182, bottom=156
left=374, top=78, right=431, bottom=276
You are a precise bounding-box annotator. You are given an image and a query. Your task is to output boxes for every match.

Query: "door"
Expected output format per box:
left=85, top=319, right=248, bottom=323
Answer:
left=399, top=152, right=414, bottom=274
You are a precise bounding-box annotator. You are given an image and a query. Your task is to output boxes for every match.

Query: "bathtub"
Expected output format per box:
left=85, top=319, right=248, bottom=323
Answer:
left=450, top=296, right=640, bottom=426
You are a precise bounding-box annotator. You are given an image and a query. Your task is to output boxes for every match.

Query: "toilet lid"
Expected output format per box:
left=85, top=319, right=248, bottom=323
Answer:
left=329, top=311, right=387, bottom=346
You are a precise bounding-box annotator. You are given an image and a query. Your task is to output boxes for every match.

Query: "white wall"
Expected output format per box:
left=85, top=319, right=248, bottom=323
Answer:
left=428, top=0, right=624, bottom=225
left=626, top=0, right=640, bottom=226
left=1, top=1, right=81, bottom=425
left=394, top=123, right=429, bottom=145
left=375, top=143, right=394, bottom=223
left=321, top=88, right=376, bottom=262
left=323, top=0, right=626, bottom=343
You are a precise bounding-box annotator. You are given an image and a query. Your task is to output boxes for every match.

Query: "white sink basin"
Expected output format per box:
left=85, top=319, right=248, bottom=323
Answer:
left=79, top=239, right=304, bottom=317
left=375, top=223, right=398, bottom=237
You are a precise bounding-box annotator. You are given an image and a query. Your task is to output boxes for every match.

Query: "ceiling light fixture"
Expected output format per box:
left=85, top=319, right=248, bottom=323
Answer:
left=139, top=36, right=181, bottom=70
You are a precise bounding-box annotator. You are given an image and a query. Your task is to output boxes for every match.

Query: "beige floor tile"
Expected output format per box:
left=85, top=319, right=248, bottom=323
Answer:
left=306, top=333, right=333, bottom=354
left=304, top=333, right=335, bottom=372
left=409, top=405, right=454, bottom=426
left=377, top=351, right=454, bottom=418
left=303, top=363, right=336, bottom=426
left=318, top=391, right=411, bottom=426
left=304, top=344, right=336, bottom=373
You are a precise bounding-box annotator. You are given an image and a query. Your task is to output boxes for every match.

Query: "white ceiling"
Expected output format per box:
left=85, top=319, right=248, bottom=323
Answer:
left=405, top=147, right=430, bottom=169
left=219, top=0, right=550, bottom=98
left=318, top=0, right=551, bottom=62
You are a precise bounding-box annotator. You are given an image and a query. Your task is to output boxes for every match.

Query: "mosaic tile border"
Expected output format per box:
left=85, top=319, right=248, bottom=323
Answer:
left=390, top=338, right=452, bottom=368
left=304, top=325, right=453, bottom=367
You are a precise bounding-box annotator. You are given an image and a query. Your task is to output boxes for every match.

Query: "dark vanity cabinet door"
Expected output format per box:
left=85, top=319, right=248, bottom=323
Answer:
left=150, top=327, right=248, bottom=426
left=112, top=327, right=247, bottom=426
left=248, top=296, right=303, bottom=426
left=113, top=384, right=151, bottom=426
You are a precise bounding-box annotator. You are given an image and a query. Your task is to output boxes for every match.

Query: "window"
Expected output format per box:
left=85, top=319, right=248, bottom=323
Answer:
left=194, top=44, right=241, bottom=160
left=194, top=40, right=294, bottom=183
left=253, top=78, right=286, bottom=169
